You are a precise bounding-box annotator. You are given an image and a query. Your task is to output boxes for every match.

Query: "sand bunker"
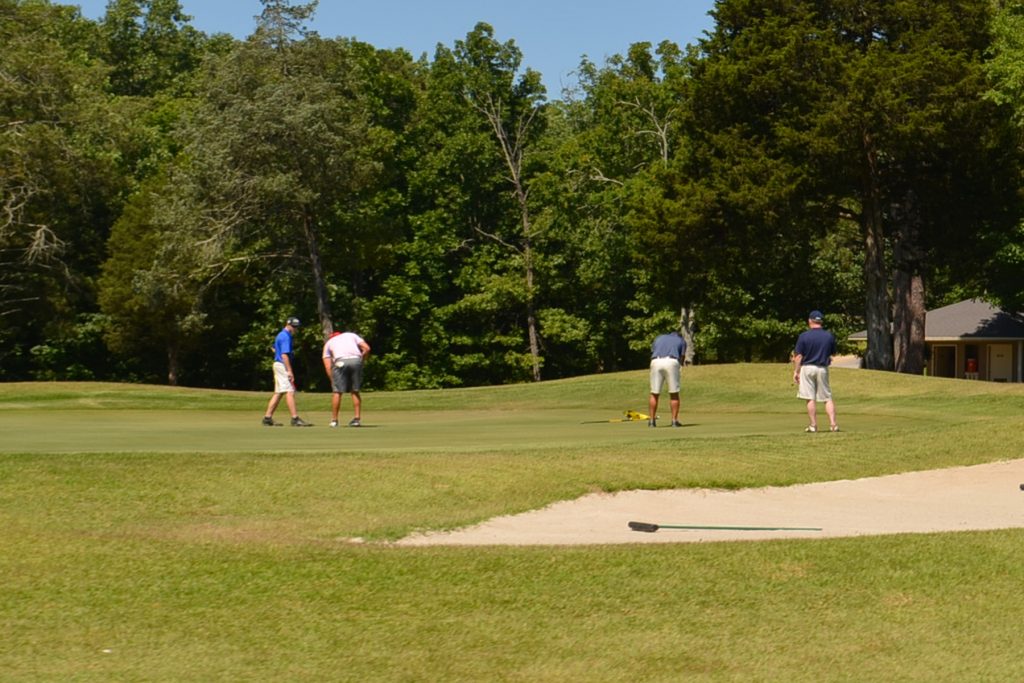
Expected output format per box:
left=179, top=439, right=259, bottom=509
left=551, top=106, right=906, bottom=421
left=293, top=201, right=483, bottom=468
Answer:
left=396, top=459, right=1024, bottom=545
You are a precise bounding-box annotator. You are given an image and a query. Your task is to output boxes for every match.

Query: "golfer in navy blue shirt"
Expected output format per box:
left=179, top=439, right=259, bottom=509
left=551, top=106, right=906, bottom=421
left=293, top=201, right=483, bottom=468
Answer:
left=649, top=331, right=686, bottom=428
left=792, top=311, right=838, bottom=433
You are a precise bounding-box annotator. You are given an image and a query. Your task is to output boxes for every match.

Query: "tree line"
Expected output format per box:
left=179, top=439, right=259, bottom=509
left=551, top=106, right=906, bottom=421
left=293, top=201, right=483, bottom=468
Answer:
left=3, top=0, right=1023, bottom=391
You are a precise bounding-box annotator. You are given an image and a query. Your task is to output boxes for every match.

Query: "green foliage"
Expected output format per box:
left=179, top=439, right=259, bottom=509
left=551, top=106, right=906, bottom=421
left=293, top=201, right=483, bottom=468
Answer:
left=98, top=0, right=207, bottom=96
left=688, top=0, right=1012, bottom=367
left=98, top=175, right=211, bottom=384
left=550, top=44, right=692, bottom=369
left=28, top=313, right=118, bottom=380
left=252, top=0, right=318, bottom=48
left=0, top=0, right=123, bottom=378
left=988, top=222, right=1024, bottom=309
left=987, top=1, right=1024, bottom=122
left=984, top=0, right=1024, bottom=310
left=3, top=0, right=1023, bottom=390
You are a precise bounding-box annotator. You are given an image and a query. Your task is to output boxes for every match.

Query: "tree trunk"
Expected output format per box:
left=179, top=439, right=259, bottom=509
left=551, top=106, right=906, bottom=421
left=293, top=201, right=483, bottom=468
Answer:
left=302, top=209, right=333, bottom=340
left=893, top=270, right=926, bottom=373
left=892, top=190, right=927, bottom=375
left=167, top=340, right=180, bottom=386
left=523, top=227, right=542, bottom=382
left=863, top=209, right=894, bottom=370
left=860, top=134, right=894, bottom=371
left=678, top=306, right=695, bottom=365
left=526, top=307, right=541, bottom=381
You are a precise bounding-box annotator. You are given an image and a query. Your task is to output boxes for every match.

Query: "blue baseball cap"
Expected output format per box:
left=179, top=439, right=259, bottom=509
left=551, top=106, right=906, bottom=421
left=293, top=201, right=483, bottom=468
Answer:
left=808, top=310, right=824, bottom=322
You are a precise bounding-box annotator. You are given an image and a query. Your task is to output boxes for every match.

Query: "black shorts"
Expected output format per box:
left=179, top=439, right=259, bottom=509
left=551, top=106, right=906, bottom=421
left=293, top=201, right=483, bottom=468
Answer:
left=331, top=357, right=364, bottom=393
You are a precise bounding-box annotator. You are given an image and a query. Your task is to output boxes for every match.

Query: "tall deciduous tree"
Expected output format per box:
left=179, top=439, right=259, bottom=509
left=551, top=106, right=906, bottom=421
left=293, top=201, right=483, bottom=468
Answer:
left=984, top=0, right=1024, bottom=311
left=395, top=23, right=548, bottom=387
left=557, top=42, right=701, bottom=362
left=163, top=1, right=391, bottom=343
left=0, top=0, right=119, bottom=378
left=456, top=23, right=548, bottom=381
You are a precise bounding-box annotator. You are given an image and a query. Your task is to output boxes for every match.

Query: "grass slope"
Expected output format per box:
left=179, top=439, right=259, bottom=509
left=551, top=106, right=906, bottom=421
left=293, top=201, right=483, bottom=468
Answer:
left=2, top=365, right=1024, bottom=681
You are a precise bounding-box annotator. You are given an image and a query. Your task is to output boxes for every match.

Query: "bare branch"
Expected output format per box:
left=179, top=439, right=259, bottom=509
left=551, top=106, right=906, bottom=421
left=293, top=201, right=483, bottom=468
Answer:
left=589, top=167, right=625, bottom=186
left=616, top=96, right=674, bottom=162
left=25, top=225, right=64, bottom=263
left=473, top=224, right=522, bottom=254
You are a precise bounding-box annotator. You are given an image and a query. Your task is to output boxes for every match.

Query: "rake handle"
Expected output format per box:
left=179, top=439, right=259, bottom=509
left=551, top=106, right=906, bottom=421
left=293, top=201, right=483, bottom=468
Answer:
left=629, top=521, right=821, bottom=532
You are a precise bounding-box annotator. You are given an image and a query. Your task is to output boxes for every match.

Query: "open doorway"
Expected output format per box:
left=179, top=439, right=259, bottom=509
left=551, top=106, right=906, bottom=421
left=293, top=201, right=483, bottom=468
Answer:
left=932, top=345, right=956, bottom=378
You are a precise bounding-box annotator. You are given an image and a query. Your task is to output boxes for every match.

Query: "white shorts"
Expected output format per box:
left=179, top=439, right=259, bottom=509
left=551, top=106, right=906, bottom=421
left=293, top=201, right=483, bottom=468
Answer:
left=797, top=365, right=832, bottom=401
left=650, top=357, right=681, bottom=395
left=273, top=361, right=295, bottom=393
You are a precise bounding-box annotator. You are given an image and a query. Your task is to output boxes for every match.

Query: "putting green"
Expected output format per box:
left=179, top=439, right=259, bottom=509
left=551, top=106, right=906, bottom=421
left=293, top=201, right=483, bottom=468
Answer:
left=2, top=408, right=908, bottom=453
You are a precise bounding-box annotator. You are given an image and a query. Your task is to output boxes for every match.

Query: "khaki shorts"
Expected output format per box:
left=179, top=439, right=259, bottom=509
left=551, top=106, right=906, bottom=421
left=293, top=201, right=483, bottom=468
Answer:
left=273, top=361, right=295, bottom=393
left=797, top=365, right=832, bottom=401
left=650, top=357, right=681, bottom=395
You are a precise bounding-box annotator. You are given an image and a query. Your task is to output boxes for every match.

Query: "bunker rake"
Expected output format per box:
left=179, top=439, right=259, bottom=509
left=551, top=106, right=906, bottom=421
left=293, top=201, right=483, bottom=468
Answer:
left=628, top=521, right=822, bottom=533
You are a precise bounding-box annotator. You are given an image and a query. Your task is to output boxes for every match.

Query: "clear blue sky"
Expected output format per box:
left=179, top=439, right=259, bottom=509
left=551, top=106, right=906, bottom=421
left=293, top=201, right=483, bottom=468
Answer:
left=71, top=0, right=717, bottom=95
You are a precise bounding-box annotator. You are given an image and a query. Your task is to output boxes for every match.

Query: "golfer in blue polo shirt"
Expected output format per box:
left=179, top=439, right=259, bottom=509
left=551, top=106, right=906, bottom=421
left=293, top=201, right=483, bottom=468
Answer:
left=792, top=310, right=838, bottom=433
left=262, top=316, right=312, bottom=427
left=649, top=331, right=686, bottom=428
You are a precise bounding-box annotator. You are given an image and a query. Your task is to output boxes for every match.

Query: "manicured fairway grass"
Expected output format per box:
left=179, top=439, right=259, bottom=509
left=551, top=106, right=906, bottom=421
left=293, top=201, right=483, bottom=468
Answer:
left=3, top=365, right=1024, bottom=681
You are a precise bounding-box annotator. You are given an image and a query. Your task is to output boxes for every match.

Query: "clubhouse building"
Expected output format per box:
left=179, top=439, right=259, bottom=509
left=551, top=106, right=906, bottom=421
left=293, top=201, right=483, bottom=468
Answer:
left=849, top=299, right=1024, bottom=382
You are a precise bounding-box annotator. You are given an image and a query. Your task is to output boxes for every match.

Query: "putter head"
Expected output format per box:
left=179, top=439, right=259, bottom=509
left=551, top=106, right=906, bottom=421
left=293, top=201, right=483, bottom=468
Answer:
left=628, top=521, right=660, bottom=533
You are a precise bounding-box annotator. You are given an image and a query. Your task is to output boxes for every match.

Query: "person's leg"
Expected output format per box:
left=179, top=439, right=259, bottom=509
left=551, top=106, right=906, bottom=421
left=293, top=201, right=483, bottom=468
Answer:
left=825, top=399, right=837, bottom=429
left=265, top=392, right=282, bottom=417
left=805, top=399, right=817, bottom=429
left=269, top=363, right=292, bottom=417
left=648, top=362, right=661, bottom=426
left=818, top=369, right=836, bottom=430
left=331, top=392, right=341, bottom=421
left=667, top=361, right=681, bottom=425
left=285, top=391, right=298, bottom=418
left=349, top=361, right=364, bottom=422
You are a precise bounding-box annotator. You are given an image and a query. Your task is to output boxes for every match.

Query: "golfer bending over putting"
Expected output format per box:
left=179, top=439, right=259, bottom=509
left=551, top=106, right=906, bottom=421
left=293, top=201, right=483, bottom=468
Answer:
left=792, top=310, right=838, bottom=433
left=649, top=330, right=686, bottom=428
left=322, top=327, right=371, bottom=428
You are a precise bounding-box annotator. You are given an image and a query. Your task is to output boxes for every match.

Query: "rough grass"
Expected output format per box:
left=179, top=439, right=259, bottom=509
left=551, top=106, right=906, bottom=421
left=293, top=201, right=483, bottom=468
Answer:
left=2, top=365, right=1024, bottom=681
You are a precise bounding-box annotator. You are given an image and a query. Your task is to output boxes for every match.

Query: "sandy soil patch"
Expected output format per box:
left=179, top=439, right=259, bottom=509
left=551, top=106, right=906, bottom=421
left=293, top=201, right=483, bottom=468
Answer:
left=396, top=459, right=1024, bottom=546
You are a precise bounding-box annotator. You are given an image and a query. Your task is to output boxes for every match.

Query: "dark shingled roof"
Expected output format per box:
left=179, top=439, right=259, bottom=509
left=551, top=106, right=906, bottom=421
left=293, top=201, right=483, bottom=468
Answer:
left=849, top=299, right=1024, bottom=341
